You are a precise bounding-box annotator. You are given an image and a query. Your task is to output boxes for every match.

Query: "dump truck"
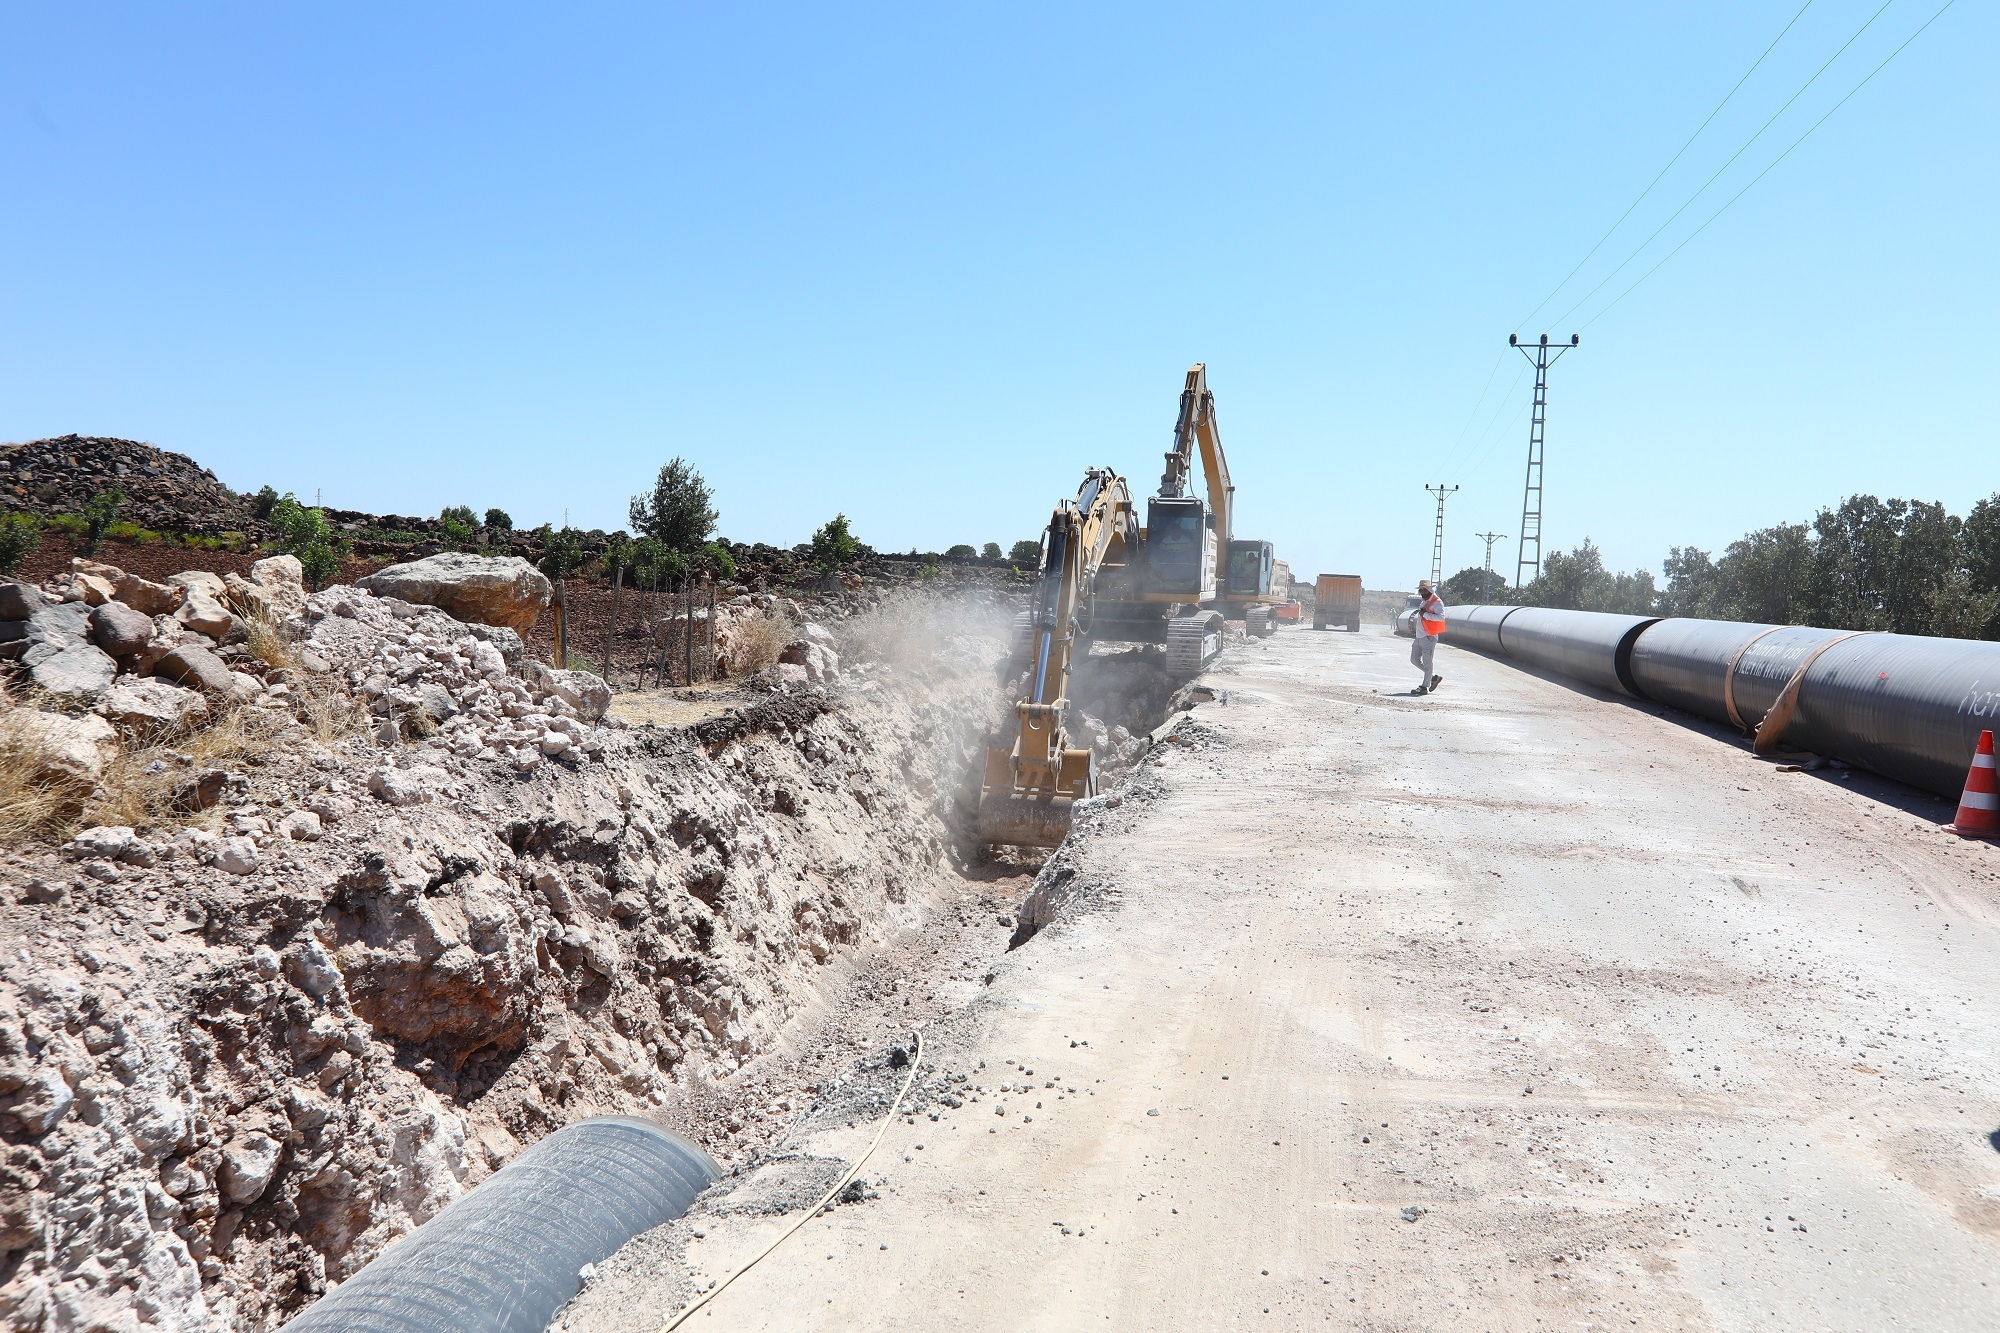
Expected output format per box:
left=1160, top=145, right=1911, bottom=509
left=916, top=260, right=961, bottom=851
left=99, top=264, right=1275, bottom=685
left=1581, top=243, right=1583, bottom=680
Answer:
left=1313, top=574, right=1362, bottom=632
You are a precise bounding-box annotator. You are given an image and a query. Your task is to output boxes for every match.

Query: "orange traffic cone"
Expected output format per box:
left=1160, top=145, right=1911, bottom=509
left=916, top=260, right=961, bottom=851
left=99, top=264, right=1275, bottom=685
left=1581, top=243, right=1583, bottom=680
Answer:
left=1946, top=730, right=2000, bottom=837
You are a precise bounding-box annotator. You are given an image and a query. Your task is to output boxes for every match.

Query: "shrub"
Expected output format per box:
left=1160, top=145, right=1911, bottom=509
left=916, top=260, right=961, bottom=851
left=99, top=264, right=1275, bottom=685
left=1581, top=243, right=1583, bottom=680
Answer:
left=981, top=542, right=1002, bottom=560
left=731, top=608, right=792, bottom=675
left=484, top=507, right=513, bottom=531
left=0, top=513, right=41, bottom=575
left=810, top=514, right=860, bottom=572
left=82, top=489, right=125, bottom=555
left=249, top=485, right=281, bottom=520
left=267, top=494, right=346, bottom=591
left=698, top=542, right=737, bottom=580
left=535, top=524, right=585, bottom=581
left=439, top=505, right=478, bottom=551
left=1007, top=539, right=1042, bottom=565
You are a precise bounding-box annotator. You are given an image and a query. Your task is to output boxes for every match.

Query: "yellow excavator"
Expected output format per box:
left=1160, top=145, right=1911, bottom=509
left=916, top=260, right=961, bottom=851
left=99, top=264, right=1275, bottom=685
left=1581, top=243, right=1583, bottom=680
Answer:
left=978, top=467, right=1137, bottom=848
left=1093, top=362, right=1284, bottom=674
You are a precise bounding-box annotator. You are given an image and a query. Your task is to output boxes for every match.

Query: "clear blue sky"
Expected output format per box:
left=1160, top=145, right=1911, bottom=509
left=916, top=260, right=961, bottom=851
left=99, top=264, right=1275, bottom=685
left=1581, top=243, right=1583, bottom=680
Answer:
left=2, top=2, right=1991, bottom=589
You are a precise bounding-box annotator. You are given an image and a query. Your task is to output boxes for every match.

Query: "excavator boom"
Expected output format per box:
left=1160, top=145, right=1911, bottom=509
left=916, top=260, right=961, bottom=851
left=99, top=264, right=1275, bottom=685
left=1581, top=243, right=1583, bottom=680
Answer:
left=978, top=467, right=1134, bottom=848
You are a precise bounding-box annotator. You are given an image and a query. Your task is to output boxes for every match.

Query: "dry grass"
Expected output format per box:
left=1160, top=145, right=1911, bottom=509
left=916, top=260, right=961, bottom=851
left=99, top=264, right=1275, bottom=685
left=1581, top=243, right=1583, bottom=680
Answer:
left=243, top=609, right=297, bottom=671
left=0, top=714, right=94, bottom=848
left=732, top=607, right=793, bottom=676
left=293, top=672, right=363, bottom=745
left=83, top=704, right=281, bottom=835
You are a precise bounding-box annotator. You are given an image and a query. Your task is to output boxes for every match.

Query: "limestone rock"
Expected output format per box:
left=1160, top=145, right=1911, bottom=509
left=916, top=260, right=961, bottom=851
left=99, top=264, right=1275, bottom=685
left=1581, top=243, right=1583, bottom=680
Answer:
left=64, top=825, right=156, bottom=867
left=29, top=643, right=118, bottom=704
left=72, top=558, right=184, bottom=616
left=368, top=767, right=430, bottom=806
left=211, top=837, right=259, bottom=875
left=278, top=810, right=323, bottom=842
left=225, top=554, right=307, bottom=620
left=23, top=601, right=92, bottom=666
left=1, top=710, right=119, bottom=782
left=218, top=1132, right=283, bottom=1204
left=536, top=666, right=611, bottom=723
left=356, top=553, right=552, bottom=636
left=154, top=644, right=235, bottom=694
left=89, top=600, right=154, bottom=657
left=97, top=678, right=207, bottom=738
left=0, top=581, right=47, bottom=620
left=169, top=571, right=239, bottom=638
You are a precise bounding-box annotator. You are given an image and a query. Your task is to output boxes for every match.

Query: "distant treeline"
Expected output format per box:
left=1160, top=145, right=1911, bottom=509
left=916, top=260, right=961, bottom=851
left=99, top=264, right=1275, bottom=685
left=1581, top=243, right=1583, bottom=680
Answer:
left=1442, top=493, right=2000, bottom=639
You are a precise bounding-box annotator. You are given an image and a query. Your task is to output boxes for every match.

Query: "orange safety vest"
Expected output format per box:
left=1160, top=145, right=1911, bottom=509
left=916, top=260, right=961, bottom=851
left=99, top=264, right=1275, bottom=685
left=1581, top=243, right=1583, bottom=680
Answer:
left=1420, top=594, right=1445, bottom=635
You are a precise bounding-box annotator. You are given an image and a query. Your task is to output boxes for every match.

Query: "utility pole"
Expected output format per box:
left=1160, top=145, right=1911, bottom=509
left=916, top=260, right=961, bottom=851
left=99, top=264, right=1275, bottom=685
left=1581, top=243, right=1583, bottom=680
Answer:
left=1425, top=483, right=1458, bottom=587
left=1510, top=333, right=1577, bottom=591
left=1474, top=532, right=1510, bottom=604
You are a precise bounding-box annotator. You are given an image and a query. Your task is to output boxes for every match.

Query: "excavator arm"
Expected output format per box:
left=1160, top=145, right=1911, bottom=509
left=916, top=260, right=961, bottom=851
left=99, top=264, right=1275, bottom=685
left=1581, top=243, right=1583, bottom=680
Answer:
left=1158, top=362, right=1235, bottom=583
left=979, top=467, right=1135, bottom=847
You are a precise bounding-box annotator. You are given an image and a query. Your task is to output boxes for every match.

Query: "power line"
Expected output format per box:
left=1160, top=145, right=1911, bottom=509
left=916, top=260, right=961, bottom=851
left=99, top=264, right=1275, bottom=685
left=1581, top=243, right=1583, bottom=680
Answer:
left=1516, top=0, right=1817, bottom=332
left=1549, top=0, right=1901, bottom=331
left=1579, top=0, right=1960, bottom=332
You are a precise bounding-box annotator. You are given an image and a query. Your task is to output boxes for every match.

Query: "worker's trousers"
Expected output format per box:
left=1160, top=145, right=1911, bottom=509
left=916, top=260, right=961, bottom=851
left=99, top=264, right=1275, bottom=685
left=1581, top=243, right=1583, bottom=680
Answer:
left=1411, top=632, right=1437, bottom=680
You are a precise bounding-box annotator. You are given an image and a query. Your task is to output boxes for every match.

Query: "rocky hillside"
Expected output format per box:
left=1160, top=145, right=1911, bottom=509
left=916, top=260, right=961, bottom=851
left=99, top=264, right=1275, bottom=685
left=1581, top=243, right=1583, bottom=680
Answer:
left=0, top=437, right=256, bottom=536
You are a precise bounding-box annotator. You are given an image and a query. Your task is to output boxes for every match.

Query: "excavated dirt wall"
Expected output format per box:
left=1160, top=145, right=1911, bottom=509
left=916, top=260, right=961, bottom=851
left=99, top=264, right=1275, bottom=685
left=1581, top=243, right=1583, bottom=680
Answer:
left=0, top=591, right=1019, bottom=1332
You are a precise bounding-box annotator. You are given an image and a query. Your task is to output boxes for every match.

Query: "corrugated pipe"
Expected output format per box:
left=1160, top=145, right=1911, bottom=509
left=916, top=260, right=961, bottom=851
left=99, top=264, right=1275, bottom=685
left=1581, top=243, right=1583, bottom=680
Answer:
left=283, top=1116, right=718, bottom=1333
left=1442, top=605, right=2000, bottom=799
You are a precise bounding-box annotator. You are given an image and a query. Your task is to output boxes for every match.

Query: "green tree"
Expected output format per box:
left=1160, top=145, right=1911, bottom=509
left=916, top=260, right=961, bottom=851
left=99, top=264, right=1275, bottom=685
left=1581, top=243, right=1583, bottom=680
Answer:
left=249, top=485, right=281, bottom=520
left=981, top=542, right=1002, bottom=561
left=810, top=514, right=860, bottom=572
left=697, top=541, right=737, bottom=580
left=82, top=489, right=125, bottom=555
left=267, top=494, right=345, bottom=590
left=0, top=513, right=41, bottom=575
left=1712, top=523, right=1812, bottom=625
left=944, top=543, right=977, bottom=559
left=1439, top=565, right=1498, bottom=604
left=484, top=507, right=514, bottom=532
left=1007, top=539, right=1042, bottom=565
left=628, top=458, right=717, bottom=552
left=1659, top=546, right=1719, bottom=618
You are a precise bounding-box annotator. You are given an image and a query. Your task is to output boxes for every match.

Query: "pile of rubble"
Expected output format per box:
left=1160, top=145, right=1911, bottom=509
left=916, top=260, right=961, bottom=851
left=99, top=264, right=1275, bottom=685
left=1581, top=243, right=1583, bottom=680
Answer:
left=0, top=437, right=256, bottom=536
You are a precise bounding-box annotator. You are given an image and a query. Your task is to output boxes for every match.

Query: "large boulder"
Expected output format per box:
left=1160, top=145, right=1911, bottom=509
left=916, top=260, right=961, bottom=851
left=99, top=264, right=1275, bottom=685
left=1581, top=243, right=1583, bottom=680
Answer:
left=169, top=571, right=239, bottom=639
left=357, top=554, right=551, bottom=636
left=1, top=710, right=119, bottom=782
left=153, top=644, right=235, bottom=695
left=29, top=644, right=118, bottom=704
left=89, top=602, right=155, bottom=658
left=530, top=665, right=611, bottom=723
left=97, top=677, right=208, bottom=738
left=72, top=559, right=183, bottom=616
left=225, top=554, right=306, bottom=621
left=0, top=582, right=46, bottom=621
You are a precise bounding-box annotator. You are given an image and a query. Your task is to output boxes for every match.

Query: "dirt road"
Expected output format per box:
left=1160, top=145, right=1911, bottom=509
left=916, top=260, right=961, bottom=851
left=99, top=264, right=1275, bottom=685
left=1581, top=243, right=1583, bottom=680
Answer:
left=565, top=627, right=2000, bottom=1331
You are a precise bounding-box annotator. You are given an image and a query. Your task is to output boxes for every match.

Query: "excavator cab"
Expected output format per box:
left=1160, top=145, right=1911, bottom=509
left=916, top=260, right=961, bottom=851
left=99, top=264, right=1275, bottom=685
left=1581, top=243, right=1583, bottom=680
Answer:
left=1224, top=540, right=1274, bottom=599
left=1145, top=496, right=1215, bottom=602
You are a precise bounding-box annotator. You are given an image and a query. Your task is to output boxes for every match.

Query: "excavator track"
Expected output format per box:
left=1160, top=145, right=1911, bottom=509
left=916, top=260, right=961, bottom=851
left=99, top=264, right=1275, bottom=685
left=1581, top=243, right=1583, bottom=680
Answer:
left=1166, top=611, right=1223, bottom=678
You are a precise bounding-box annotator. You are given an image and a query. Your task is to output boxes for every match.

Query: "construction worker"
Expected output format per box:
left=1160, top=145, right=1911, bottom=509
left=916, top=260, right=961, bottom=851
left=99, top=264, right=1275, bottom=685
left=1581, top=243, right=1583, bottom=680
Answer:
left=1412, top=580, right=1445, bottom=695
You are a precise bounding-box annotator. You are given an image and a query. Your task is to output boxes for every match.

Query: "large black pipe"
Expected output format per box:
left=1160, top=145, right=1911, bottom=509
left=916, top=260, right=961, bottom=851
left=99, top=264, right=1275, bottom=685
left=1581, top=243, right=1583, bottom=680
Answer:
left=1443, top=606, right=1659, bottom=698
left=1443, top=605, right=2000, bottom=799
left=283, top=1116, right=718, bottom=1333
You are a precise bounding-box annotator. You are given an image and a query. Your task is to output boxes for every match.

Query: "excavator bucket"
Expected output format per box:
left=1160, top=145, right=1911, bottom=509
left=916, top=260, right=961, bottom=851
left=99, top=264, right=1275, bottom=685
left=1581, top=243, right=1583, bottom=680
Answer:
left=976, top=744, right=1094, bottom=848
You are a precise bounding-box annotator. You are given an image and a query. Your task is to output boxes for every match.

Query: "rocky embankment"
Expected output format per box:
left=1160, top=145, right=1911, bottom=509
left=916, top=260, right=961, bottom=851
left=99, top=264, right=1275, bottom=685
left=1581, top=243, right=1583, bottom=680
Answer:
left=0, top=549, right=1010, bottom=1331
